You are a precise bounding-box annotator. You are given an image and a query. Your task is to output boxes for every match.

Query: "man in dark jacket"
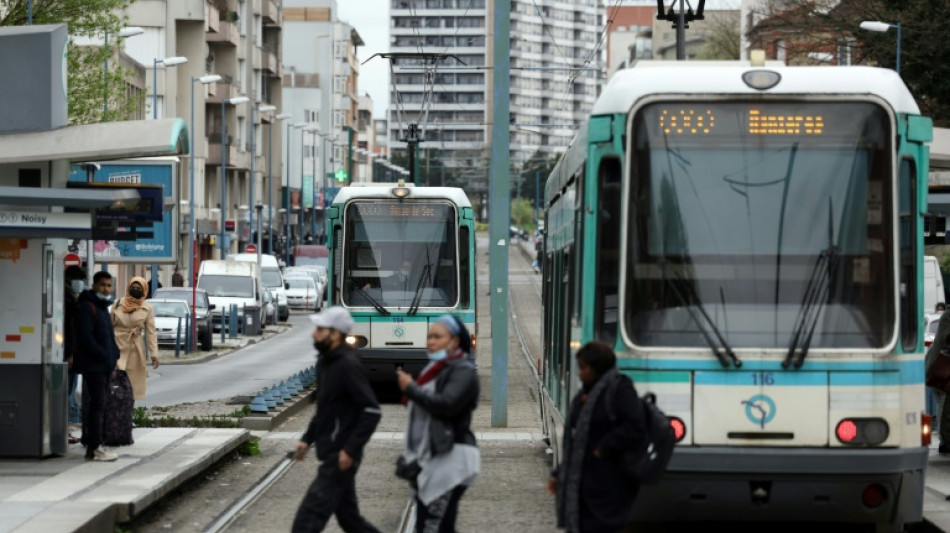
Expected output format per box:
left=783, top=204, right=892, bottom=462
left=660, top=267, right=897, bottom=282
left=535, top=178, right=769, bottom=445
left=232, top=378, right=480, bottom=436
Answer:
left=64, top=265, right=86, bottom=443
left=927, top=310, right=950, bottom=453
left=292, top=306, right=382, bottom=533
left=74, top=271, right=120, bottom=462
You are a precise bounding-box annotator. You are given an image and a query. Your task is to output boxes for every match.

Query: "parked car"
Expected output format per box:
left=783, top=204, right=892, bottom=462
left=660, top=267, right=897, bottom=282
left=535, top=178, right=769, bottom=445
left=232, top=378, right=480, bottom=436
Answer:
left=154, top=288, right=214, bottom=350
left=926, top=312, right=943, bottom=350
left=284, top=275, right=320, bottom=312
left=284, top=265, right=326, bottom=308
left=150, top=300, right=192, bottom=348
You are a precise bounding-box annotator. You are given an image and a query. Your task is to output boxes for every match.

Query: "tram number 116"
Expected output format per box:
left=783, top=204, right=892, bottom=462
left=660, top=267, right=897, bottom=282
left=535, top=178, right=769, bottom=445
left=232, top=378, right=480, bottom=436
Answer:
left=751, top=372, right=775, bottom=386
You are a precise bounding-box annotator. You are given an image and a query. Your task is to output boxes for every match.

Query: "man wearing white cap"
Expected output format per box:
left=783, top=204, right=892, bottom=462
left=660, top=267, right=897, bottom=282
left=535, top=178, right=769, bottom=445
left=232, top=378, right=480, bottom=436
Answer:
left=292, top=306, right=383, bottom=533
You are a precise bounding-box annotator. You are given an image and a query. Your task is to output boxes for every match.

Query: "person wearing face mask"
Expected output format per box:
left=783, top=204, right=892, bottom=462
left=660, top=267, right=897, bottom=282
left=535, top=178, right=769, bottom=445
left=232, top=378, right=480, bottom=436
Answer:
left=396, top=315, right=480, bottom=533
left=292, top=306, right=383, bottom=533
left=74, top=271, right=120, bottom=462
left=63, top=265, right=87, bottom=444
left=106, top=276, right=159, bottom=446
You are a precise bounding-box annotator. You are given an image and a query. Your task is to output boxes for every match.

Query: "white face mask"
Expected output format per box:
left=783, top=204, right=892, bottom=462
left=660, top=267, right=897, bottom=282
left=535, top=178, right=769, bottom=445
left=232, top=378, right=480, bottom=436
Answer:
left=69, top=280, right=85, bottom=294
left=427, top=349, right=447, bottom=362
left=400, top=268, right=410, bottom=277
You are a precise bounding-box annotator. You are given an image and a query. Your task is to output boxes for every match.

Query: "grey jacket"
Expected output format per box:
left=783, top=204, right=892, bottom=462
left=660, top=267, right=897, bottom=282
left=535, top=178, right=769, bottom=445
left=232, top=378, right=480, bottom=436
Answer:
left=405, top=357, right=479, bottom=455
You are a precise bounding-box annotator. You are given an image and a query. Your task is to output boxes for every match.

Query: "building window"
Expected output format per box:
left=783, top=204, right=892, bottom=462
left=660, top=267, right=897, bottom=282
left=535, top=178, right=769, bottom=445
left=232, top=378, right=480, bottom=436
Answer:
left=775, top=39, right=786, bottom=62
left=838, top=37, right=855, bottom=66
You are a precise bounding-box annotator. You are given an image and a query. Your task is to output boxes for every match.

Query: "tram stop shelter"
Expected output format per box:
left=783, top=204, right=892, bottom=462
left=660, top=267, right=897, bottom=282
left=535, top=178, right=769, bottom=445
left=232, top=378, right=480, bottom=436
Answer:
left=0, top=22, right=189, bottom=459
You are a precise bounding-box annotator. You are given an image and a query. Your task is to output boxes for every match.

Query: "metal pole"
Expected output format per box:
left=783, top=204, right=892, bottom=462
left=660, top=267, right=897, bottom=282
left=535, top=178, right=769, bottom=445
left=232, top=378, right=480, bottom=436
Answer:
left=103, top=32, right=109, bottom=115
left=535, top=170, right=540, bottom=221
left=489, top=0, right=511, bottom=427
left=299, top=129, right=305, bottom=244
left=221, top=99, right=227, bottom=259
left=85, top=166, right=96, bottom=277
left=676, top=0, right=686, bottom=60
left=256, top=205, right=263, bottom=272
left=151, top=59, right=160, bottom=298
left=285, top=122, right=291, bottom=267
left=321, top=134, right=328, bottom=243
left=250, top=106, right=256, bottom=246
left=189, top=77, right=198, bottom=352
left=27, top=0, right=32, bottom=24
left=268, top=123, right=274, bottom=254
left=896, top=23, right=902, bottom=75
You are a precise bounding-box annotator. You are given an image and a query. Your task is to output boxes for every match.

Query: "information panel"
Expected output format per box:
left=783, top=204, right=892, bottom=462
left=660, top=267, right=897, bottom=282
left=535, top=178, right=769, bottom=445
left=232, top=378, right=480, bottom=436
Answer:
left=67, top=159, right=178, bottom=264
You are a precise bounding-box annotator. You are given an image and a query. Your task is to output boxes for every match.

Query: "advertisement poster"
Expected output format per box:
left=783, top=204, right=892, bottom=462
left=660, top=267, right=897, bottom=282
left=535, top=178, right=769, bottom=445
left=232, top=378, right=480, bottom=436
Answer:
left=68, top=159, right=178, bottom=264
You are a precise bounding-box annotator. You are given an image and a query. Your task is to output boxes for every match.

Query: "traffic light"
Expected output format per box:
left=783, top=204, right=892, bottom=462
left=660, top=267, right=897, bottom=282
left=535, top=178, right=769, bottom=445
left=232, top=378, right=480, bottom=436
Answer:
left=334, top=168, right=347, bottom=183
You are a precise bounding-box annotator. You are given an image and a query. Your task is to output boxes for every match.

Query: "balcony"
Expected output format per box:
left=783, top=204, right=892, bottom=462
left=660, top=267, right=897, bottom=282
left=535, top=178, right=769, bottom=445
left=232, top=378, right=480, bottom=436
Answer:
left=206, top=80, right=238, bottom=104
left=262, top=0, right=280, bottom=26
left=207, top=20, right=239, bottom=47
left=206, top=3, right=220, bottom=33
left=207, top=141, right=238, bottom=168
left=262, top=49, right=278, bottom=76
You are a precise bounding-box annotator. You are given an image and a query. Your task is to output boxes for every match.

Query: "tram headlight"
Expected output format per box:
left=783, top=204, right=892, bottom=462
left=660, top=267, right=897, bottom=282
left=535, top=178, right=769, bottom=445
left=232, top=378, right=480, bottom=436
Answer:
left=741, top=69, right=781, bottom=91
left=835, top=418, right=890, bottom=446
left=345, top=335, right=368, bottom=348
left=391, top=187, right=411, bottom=199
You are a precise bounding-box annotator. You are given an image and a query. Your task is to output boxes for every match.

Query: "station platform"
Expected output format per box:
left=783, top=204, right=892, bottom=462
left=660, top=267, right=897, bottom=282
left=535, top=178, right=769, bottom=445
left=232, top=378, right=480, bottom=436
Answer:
left=0, top=428, right=249, bottom=533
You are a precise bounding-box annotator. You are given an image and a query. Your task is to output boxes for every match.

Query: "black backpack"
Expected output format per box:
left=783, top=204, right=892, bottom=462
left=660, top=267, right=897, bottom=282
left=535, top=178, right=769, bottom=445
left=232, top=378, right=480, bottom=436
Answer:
left=604, top=375, right=676, bottom=485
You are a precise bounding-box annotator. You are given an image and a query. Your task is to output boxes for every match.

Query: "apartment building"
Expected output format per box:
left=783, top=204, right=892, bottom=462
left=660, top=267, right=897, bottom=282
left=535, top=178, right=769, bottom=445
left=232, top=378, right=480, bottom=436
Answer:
left=282, top=0, right=363, bottom=242
left=509, top=0, right=602, bottom=166
left=356, top=94, right=376, bottom=182
left=388, top=0, right=490, bottom=175
left=122, top=0, right=284, bottom=272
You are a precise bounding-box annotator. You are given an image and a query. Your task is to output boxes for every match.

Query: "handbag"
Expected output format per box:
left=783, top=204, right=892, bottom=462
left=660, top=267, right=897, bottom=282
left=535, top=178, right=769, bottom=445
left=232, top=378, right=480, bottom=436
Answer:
left=395, top=455, right=421, bottom=486
left=927, top=349, right=950, bottom=392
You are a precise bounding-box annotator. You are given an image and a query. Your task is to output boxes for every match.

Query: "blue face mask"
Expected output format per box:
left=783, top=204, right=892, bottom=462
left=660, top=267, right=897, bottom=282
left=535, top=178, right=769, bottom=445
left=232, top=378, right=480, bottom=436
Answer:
left=69, top=280, right=85, bottom=294
left=427, top=349, right=447, bottom=362
left=96, top=291, right=113, bottom=302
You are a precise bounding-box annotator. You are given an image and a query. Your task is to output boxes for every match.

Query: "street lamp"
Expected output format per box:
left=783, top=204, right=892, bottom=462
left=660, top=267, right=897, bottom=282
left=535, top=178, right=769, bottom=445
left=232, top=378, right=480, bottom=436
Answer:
left=221, top=96, right=251, bottom=258
left=860, top=20, right=902, bottom=74
left=147, top=55, right=188, bottom=298
left=286, top=122, right=307, bottom=266
left=269, top=113, right=292, bottom=255
left=250, top=104, right=277, bottom=240
left=302, top=125, right=319, bottom=242
left=188, top=73, right=221, bottom=351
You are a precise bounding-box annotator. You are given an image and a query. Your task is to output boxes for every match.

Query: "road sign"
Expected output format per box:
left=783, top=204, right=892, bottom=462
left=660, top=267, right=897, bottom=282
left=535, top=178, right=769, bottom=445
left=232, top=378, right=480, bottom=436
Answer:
left=64, top=253, right=81, bottom=267
left=245, top=244, right=257, bottom=253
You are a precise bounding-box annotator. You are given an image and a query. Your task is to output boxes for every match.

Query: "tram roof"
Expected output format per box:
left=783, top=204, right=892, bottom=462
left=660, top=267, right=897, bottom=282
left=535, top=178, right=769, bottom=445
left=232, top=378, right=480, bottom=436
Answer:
left=332, top=185, right=472, bottom=207
left=592, top=62, right=921, bottom=116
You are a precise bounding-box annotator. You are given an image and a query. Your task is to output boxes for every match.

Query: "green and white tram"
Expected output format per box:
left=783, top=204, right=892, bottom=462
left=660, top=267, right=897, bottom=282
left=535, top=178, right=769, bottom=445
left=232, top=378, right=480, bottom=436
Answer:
left=539, top=58, right=934, bottom=530
left=326, top=183, right=476, bottom=382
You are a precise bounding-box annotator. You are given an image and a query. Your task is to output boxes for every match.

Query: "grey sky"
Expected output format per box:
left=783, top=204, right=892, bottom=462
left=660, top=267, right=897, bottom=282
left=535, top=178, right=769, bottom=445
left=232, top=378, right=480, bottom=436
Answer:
left=338, top=0, right=742, bottom=119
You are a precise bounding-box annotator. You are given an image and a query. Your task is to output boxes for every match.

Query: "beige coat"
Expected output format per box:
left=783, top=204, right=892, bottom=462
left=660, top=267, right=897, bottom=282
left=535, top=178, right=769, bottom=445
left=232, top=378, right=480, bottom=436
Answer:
left=111, top=299, right=158, bottom=400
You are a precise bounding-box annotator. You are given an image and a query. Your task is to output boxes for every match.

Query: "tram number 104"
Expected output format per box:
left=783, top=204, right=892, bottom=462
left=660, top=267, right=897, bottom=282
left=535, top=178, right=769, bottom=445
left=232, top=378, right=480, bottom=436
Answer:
left=751, top=372, right=775, bottom=386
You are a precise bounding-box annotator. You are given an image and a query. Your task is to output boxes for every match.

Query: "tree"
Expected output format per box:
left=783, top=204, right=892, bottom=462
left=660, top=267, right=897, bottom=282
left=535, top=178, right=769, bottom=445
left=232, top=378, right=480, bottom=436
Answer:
left=1, top=0, right=142, bottom=125
left=516, top=149, right=561, bottom=210
left=696, top=10, right=741, bottom=60
left=749, top=0, right=950, bottom=126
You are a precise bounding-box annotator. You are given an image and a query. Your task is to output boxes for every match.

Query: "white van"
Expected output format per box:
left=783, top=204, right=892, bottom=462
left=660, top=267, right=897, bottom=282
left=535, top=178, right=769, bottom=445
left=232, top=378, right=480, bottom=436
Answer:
left=227, top=253, right=289, bottom=321
left=198, top=260, right=266, bottom=334
left=924, top=255, right=945, bottom=314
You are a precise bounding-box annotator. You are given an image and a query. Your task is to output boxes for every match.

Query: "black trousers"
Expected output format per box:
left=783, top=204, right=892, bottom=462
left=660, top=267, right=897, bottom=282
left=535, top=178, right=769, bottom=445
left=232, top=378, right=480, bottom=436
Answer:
left=415, top=485, right=467, bottom=533
left=292, top=457, right=382, bottom=533
left=80, top=371, right=109, bottom=455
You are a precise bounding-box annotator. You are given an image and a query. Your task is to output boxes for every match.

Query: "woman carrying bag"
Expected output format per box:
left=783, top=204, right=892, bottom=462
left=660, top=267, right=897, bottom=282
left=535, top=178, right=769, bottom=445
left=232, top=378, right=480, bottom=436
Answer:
left=396, top=315, right=480, bottom=533
left=107, top=276, right=160, bottom=445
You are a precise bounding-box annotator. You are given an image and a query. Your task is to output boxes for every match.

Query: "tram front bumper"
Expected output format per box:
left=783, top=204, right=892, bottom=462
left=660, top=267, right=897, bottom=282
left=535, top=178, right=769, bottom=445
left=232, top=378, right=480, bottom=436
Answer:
left=632, top=446, right=927, bottom=525
left=357, top=348, right=429, bottom=384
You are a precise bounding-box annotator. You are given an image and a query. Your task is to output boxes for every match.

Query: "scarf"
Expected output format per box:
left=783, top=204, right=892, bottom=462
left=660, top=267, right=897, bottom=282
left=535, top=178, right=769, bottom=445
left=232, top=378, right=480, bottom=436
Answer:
left=401, top=348, right=466, bottom=405
left=120, top=276, right=148, bottom=313
left=557, top=367, right=617, bottom=533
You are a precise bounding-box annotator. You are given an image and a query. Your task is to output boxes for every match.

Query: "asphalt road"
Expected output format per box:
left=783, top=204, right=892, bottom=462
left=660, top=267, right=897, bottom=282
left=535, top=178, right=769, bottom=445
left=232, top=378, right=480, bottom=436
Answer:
left=141, top=312, right=316, bottom=408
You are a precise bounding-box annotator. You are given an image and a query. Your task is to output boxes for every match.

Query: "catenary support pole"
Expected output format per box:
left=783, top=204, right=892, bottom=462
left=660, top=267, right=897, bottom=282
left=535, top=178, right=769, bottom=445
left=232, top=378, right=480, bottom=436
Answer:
left=489, top=0, right=511, bottom=427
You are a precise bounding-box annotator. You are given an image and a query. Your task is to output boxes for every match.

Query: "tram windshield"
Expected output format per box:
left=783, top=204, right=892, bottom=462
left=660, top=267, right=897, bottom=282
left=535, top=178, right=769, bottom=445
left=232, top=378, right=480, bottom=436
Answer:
left=624, top=101, right=894, bottom=349
left=341, top=200, right=458, bottom=308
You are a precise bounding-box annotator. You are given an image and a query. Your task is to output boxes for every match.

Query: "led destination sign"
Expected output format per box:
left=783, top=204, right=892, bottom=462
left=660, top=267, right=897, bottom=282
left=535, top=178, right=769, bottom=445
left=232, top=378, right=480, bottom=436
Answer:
left=352, top=202, right=450, bottom=219
left=649, top=103, right=845, bottom=138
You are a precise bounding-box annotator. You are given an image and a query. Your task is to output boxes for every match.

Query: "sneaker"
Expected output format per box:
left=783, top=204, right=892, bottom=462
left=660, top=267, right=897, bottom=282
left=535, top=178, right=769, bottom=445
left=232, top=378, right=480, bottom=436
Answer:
left=86, top=447, right=118, bottom=462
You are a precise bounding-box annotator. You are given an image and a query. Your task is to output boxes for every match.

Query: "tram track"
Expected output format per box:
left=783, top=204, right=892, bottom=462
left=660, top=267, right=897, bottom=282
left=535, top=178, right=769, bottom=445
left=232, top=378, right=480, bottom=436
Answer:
left=202, top=453, right=296, bottom=533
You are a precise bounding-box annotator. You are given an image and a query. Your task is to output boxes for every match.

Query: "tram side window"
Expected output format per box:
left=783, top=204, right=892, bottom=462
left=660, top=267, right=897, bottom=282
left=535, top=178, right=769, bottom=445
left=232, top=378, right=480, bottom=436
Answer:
left=334, top=225, right=343, bottom=304
left=899, top=157, right=918, bottom=351
left=459, top=226, right=471, bottom=308
left=596, top=157, right=622, bottom=343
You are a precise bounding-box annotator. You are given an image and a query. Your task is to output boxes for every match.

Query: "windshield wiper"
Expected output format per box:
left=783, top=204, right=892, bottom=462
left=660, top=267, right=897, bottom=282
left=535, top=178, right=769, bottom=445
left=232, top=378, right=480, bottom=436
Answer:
left=347, top=279, right=391, bottom=316
left=408, top=246, right=434, bottom=316
left=665, top=270, right=741, bottom=368
left=782, top=200, right=839, bottom=369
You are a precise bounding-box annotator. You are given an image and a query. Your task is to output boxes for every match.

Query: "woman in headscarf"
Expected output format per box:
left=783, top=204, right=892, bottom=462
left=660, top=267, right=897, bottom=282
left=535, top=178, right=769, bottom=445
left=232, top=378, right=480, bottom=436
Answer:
left=547, top=340, right=646, bottom=533
left=396, top=315, right=480, bottom=533
left=107, top=276, right=159, bottom=445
